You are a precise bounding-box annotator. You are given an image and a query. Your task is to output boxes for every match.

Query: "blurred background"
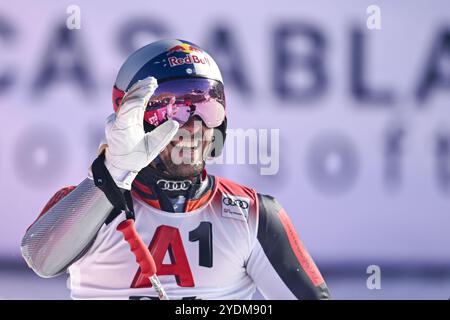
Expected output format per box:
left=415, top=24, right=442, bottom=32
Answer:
left=1, top=0, right=450, bottom=299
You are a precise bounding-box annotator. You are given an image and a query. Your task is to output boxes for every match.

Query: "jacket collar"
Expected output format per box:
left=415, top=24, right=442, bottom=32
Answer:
left=132, top=165, right=214, bottom=213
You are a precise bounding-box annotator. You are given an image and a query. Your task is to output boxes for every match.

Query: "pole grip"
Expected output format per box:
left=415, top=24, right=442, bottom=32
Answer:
left=116, top=219, right=157, bottom=278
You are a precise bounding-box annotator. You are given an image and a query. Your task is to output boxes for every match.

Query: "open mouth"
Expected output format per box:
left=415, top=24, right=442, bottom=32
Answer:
left=171, top=140, right=201, bottom=151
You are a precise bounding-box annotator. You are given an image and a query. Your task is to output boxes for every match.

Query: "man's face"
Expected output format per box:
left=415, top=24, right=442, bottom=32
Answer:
left=158, top=116, right=214, bottom=178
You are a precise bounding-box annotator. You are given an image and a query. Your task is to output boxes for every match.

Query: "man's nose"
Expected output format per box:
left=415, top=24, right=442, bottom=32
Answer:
left=181, top=116, right=205, bottom=135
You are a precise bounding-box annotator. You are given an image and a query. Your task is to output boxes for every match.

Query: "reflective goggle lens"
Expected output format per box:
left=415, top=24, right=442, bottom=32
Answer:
left=144, top=78, right=225, bottom=128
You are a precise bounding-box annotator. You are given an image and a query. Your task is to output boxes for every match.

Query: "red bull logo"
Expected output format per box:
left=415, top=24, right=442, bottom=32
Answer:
left=167, top=43, right=202, bottom=55
left=166, top=43, right=210, bottom=67
left=168, top=55, right=210, bottom=67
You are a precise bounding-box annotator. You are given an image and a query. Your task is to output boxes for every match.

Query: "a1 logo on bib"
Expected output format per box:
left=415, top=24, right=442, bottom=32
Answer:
left=221, top=194, right=250, bottom=221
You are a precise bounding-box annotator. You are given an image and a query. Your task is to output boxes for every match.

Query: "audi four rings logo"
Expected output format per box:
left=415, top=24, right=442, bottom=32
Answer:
left=222, top=197, right=249, bottom=209
left=157, top=179, right=192, bottom=191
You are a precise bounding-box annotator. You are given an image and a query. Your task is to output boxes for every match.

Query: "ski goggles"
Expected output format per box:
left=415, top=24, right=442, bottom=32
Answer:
left=144, top=78, right=226, bottom=129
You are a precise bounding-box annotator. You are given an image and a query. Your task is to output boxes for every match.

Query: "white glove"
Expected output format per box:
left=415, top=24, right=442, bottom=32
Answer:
left=103, top=76, right=179, bottom=190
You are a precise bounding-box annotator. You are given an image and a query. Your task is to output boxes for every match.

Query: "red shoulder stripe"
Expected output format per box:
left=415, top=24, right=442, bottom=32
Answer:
left=277, top=208, right=325, bottom=287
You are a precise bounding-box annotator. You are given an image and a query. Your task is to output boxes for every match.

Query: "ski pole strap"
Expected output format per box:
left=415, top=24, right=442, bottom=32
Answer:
left=91, top=152, right=135, bottom=220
